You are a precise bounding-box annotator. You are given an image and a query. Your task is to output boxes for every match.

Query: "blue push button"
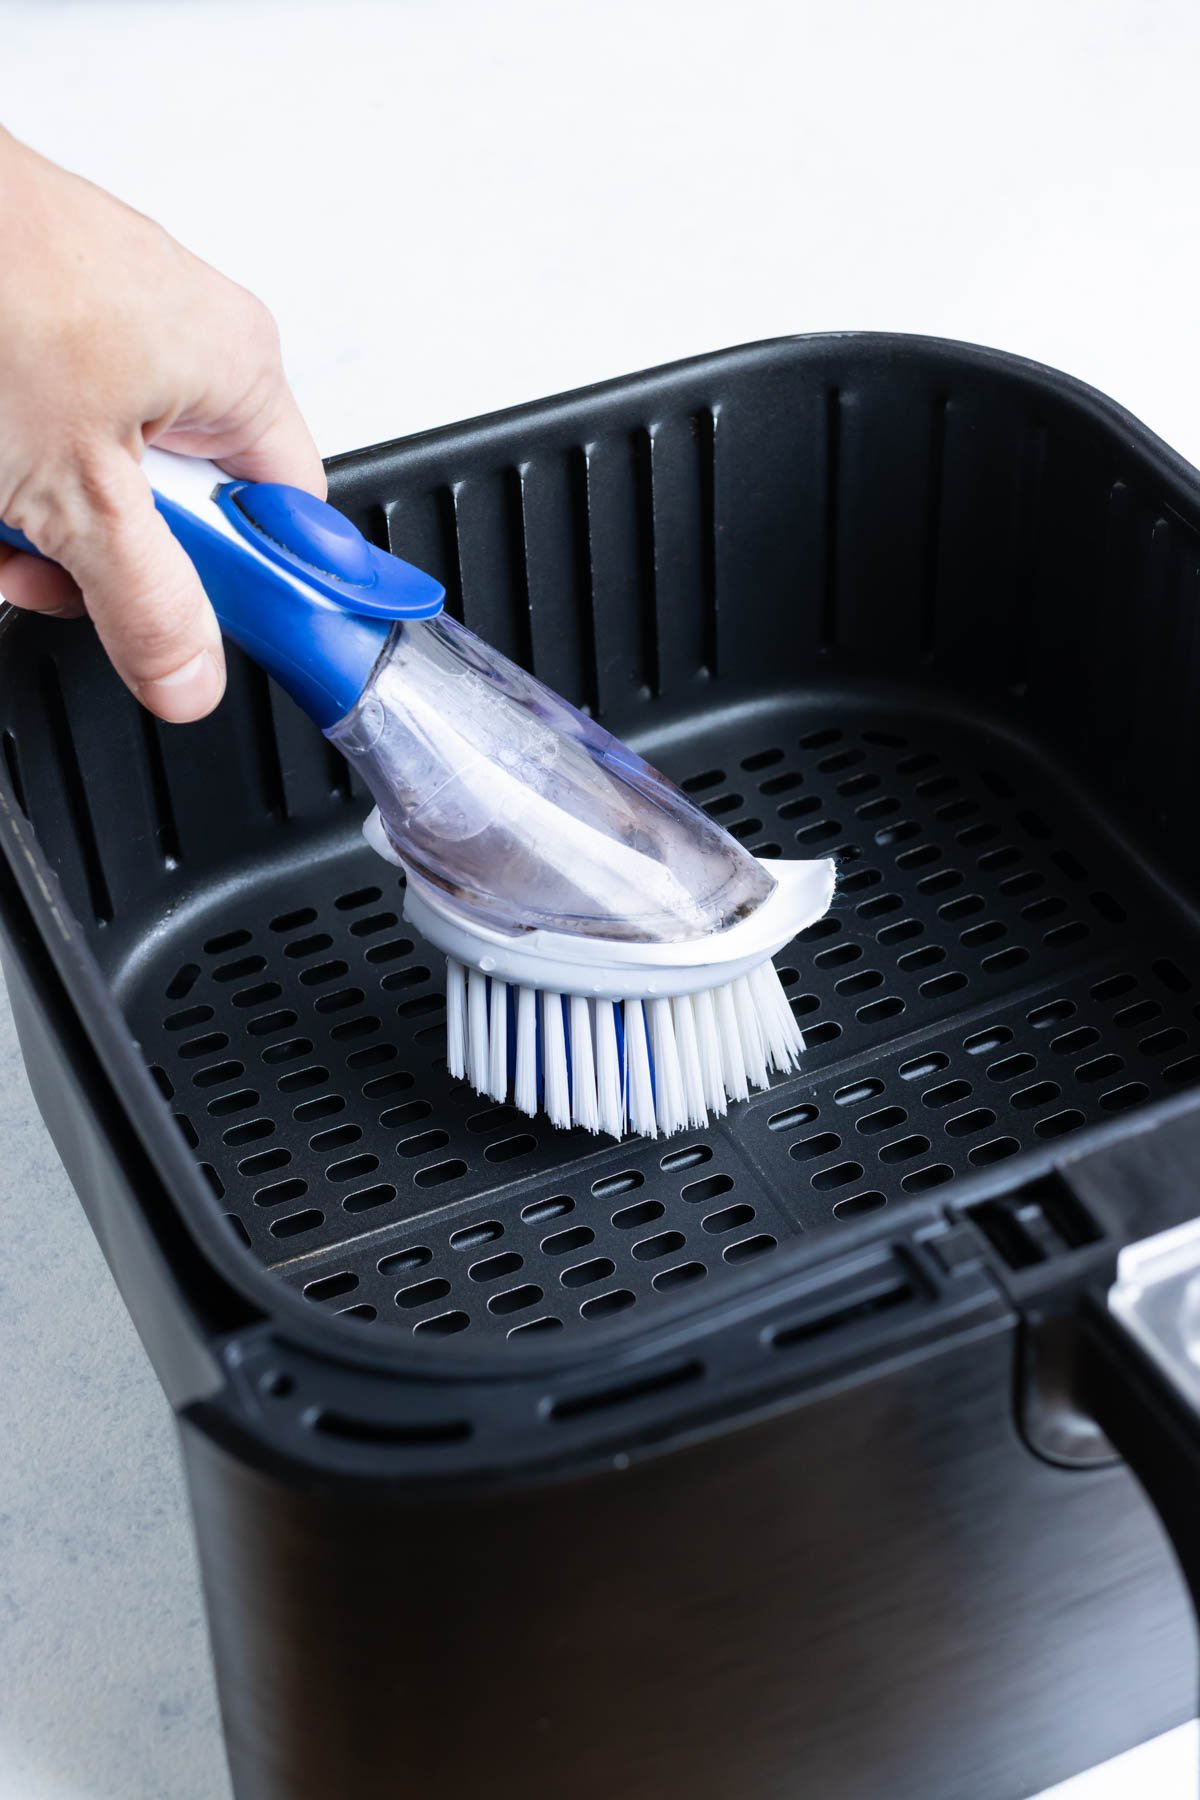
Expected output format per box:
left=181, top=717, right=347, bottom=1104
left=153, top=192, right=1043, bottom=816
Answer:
left=231, top=483, right=376, bottom=586
left=213, top=480, right=445, bottom=621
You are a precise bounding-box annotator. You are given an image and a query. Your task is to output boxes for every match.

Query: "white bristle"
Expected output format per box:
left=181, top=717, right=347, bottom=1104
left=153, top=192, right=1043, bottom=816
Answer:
left=752, top=961, right=803, bottom=1072
left=625, top=999, right=657, bottom=1138
left=446, top=955, right=813, bottom=1142
left=515, top=985, right=538, bottom=1116
left=569, top=994, right=599, bottom=1132
left=672, top=994, right=708, bottom=1128
left=715, top=981, right=750, bottom=1102
left=542, top=991, right=571, bottom=1129
left=692, top=987, right=727, bottom=1117
left=445, top=958, right=467, bottom=1081
left=488, top=977, right=509, bottom=1101
left=467, top=967, right=490, bottom=1092
left=732, top=973, right=769, bottom=1090
left=649, top=997, right=687, bottom=1136
left=595, top=999, right=625, bottom=1139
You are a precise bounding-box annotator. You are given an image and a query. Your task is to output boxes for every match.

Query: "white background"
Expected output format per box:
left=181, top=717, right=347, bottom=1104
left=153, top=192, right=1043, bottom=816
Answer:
left=1, top=1, right=1199, bottom=1795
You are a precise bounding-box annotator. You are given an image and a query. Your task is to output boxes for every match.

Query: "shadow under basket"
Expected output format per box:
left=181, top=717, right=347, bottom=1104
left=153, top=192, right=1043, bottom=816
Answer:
left=4, top=334, right=1200, bottom=1800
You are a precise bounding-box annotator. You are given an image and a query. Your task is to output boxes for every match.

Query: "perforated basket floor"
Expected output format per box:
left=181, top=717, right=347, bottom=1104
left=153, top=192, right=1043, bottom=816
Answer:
left=127, top=690, right=1200, bottom=1343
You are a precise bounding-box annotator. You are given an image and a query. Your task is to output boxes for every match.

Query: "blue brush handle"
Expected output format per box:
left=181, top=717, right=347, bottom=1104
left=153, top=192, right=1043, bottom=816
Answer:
left=0, top=448, right=444, bottom=727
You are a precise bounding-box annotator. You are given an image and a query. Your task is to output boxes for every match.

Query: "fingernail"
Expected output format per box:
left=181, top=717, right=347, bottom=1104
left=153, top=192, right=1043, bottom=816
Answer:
left=138, top=649, right=226, bottom=723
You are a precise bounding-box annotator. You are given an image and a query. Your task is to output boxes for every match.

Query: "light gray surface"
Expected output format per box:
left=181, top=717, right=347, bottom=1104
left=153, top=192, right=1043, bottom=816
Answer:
left=0, top=966, right=230, bottom=1800
left=3, top=1, right=1200, bottom=1794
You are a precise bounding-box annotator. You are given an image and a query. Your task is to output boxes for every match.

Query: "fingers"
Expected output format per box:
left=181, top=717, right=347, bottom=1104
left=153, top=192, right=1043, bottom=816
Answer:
left=154, top=299, right=326, bottom=500
left=0, top=544, right=85, bottom=616
left=213, top=387, right=328, bottom=500
left=42, top=452, right=226, bottom=723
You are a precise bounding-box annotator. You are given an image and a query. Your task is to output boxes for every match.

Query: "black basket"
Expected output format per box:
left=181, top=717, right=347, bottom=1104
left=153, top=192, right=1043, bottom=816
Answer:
left=4, top=334, right=1200, bottom=1800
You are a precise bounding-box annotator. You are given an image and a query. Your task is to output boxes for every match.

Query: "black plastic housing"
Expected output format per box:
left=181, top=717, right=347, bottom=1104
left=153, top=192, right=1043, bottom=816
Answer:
left=3, top=335, right=1199, bottom=1797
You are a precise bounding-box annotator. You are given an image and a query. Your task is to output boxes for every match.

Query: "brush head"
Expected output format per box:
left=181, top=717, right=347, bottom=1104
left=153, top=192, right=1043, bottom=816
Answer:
left=330, top=611, right=837, bottom=1138
left=382, top=832, right=835, bottom=1138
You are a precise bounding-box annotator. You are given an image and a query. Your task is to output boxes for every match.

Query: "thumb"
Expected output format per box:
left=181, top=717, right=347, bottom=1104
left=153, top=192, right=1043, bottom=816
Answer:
left=47, top=451, right=226, bottom=723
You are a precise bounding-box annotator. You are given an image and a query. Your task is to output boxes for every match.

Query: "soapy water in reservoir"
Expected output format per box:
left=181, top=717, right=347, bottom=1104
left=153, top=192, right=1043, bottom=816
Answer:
left=326, top=614, right=775, bottom=942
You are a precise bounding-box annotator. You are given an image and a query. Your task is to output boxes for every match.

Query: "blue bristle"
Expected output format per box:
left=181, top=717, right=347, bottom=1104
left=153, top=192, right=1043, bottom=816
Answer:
left=630, top=1001, right=657, bottom=1105
left=505, top=984, right=518, bottom=1087
left=612, top=1001, right=656, bottom=1110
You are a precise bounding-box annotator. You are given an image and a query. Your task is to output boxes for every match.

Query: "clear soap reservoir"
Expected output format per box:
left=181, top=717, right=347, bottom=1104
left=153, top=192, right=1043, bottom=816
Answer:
left=325, top=614, right=776, bottom=945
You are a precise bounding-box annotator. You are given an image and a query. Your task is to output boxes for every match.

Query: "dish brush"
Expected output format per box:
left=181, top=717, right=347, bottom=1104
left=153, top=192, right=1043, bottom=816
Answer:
left=0, top=450, right=836, bottom=1138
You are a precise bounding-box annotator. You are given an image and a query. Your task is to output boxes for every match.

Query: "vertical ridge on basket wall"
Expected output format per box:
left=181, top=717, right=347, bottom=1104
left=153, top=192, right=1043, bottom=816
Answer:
left=1007, top=416, right=1049, bottom=696
left=350, top=501, right=391, bottom=553
left=632, top=426, right=661, bottom=700
left=1085, top=479, right=1147, bottom=796
left=242, top=664, right=287, bottom=823
left=137, top=708, right=183, bottom=868
left=927, top=392, right=1027, bottom=687
left=26, top=642, right=191, bottom=923
left=382, top=489, right=453, bottom=596
left=435, top=485, right=466, bottom=623
left=504, top=464, right=536, bottom=676
left=2, top=728, right=28, bottom=818
left=265, top=682, right=359, bottom=824
left=443, top=470, right=534, bottom=670
left=710, top=368, right=826, bottom=683
left=831, top=377, right=938, bottom=660
left=698, top=407, right=719, bottom=680
left=1128, top=510, right=1192, bottom=823
left=917, top=394, right=948, bottom=659
left=636, top=412, right=719, bottom=701
left=1025, top=431, right=1108, bottom=730
left=337, top=494, right=388, bottom=784
left=519, top=448, right=600, bottom=715
left=821, top=388, right=840, bottom=653
left=581, top=428, right=661, bottom=717
left=385, top=458, right=600, bottom=714
left=137, top=650, right=296, bottom=868
left=6, top=628, right=333, bottom=931
left=381, top=483, right=467, bottom=629
left=35, top=656, right=113, bottom=925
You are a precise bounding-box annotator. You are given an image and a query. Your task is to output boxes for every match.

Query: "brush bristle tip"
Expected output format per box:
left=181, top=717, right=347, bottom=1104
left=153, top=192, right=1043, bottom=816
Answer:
left=444, top=957, right=806, bottom=1141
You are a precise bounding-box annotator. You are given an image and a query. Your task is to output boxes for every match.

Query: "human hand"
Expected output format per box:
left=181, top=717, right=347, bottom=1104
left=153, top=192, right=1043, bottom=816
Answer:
left=0, top=127, right=325, bottom=722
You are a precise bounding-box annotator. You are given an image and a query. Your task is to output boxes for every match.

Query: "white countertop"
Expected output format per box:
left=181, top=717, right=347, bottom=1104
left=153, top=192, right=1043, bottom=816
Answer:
left=2, top=2, right=1199, bottom=1794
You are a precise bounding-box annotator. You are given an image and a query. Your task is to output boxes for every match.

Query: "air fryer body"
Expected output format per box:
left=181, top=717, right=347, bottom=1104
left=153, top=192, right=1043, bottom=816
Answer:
left=3, top=334, right=1200, bottom=1798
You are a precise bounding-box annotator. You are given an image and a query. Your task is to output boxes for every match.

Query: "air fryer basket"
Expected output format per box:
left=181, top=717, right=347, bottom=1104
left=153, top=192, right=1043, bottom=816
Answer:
left=118, top=701, right=1200, bottom=1341
left=6, top=334, right=1200, bottom=1800
left=5, top=334, right=1200, bottom=1350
